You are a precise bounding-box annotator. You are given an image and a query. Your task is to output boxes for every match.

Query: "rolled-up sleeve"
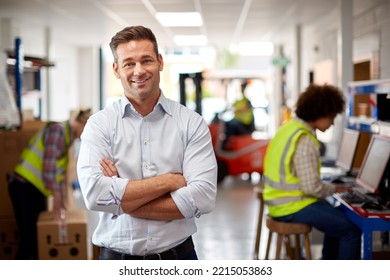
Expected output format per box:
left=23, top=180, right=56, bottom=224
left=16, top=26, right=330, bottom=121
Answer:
left=170, top=117, right=217, bottom=218
left=171, top=179, right=216, bottom=218
left=77, top=115, right=128, bottom=219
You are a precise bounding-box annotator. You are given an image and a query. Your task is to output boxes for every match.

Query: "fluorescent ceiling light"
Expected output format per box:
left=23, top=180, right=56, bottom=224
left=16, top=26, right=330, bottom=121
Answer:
left=236, top=42, right=274, bottom=56
left=174, top=35, right=208, bottom=46
left=156, top=12, right=203, bottom=27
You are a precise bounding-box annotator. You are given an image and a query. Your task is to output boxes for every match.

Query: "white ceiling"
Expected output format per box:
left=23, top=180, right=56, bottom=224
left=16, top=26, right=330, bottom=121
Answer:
left=0, top=0, right=340, bottom=51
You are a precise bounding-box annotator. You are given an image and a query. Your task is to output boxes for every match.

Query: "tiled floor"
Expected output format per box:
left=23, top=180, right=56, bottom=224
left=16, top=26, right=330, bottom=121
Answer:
left=193, top=174, right=264, bottom=260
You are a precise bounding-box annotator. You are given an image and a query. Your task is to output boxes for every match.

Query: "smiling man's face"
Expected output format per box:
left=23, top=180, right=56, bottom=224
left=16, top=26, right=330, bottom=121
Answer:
left=113, top=39, right=163, bottom=105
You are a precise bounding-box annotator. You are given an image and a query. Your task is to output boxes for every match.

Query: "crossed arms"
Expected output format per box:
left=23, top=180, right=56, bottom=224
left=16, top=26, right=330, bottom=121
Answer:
left=100, top=159, right=186, bottom=220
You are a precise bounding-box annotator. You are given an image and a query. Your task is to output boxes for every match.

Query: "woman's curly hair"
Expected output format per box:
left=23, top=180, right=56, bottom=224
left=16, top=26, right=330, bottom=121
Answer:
left=295, top=84, right=346, bottom=122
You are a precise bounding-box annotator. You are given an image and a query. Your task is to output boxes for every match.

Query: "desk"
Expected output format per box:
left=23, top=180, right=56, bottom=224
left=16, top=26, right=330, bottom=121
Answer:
left=330, top=198, right=390, bottom=260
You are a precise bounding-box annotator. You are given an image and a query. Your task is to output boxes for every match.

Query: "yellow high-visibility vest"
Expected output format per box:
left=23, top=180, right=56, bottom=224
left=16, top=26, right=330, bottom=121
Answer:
left=263, top=120, right=320, bottom=217
left=14, top=121, right=71, bottom=197
left=233, top=97, right=254, bottom=126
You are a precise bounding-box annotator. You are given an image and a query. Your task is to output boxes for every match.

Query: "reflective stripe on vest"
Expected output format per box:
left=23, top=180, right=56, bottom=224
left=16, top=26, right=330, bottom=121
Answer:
left=263, top=120, right=319, bottom=216
left=264, top=127, right=304, bottom=192
left=14, top=122, right=71, bottom=197
left=264, top=195, right=309, bottom=206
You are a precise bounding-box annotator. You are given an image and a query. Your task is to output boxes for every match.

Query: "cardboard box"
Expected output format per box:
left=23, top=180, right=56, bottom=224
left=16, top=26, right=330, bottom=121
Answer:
left=0, top=121, right=50, bottom=217
left=21, top=120, right=47, bottom=132
left=0, top=129, right=41, bottom=217
left=0, top=218, right=19, bottom=260
left=37, top=210, right=88, bottom=260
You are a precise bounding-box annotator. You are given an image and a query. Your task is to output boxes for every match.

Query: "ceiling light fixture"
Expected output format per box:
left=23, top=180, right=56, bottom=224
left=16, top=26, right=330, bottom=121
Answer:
left=156, top=12, right=203, bottom=27
left=174, top=35, right=208, bottom=46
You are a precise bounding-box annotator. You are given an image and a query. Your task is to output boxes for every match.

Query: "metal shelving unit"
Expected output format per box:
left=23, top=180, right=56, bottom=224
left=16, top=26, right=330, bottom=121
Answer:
left=347, top=79, right=390, bottom=133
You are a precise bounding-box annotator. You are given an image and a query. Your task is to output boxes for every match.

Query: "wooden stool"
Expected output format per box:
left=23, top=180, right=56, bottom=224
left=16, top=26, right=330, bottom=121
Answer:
left=265, top=217, right=312, bottom=260
left=253, top=187, right=312, bottom=260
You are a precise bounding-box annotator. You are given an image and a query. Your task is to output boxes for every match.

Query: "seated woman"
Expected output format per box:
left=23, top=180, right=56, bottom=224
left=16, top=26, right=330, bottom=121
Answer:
left=262, top=84, right=361, bottom=260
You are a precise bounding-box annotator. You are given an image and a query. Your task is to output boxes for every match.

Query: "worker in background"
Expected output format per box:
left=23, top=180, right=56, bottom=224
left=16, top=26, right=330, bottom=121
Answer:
left=263, top=84, right=361, bottom=259
left=7, top=109, right=92, bottom=260
left=223, top=80, right=255, bottom=149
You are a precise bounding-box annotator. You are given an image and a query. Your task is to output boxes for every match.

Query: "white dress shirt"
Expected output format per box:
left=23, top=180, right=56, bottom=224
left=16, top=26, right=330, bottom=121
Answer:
left=77, top=92, right=217, bottom=255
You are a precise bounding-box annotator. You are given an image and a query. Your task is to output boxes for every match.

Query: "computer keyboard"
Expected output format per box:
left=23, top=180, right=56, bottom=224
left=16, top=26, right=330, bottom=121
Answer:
left=339, top=191, right=371, bottom=204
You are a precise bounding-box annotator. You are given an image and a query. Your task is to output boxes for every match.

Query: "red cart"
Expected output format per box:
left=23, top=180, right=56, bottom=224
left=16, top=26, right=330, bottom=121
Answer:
left=209, top=119, right=269, bottom=183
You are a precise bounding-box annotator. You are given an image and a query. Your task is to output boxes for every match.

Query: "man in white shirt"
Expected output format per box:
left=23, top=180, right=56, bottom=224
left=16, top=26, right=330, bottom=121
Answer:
left=77, top=26, right=217, bottom=260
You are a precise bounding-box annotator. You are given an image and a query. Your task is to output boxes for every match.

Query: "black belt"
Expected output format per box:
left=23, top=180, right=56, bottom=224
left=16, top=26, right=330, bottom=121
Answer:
left=100, top=237, right=194, bottom=260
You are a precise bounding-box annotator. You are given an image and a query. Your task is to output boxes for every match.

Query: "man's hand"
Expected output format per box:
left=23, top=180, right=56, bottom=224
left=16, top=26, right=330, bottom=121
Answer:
left=101, top=158, right=119, bottom=177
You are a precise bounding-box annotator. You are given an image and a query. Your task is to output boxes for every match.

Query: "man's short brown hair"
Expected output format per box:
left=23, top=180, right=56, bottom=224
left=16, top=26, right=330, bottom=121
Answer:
left=109, top=25, right=159, bottom=62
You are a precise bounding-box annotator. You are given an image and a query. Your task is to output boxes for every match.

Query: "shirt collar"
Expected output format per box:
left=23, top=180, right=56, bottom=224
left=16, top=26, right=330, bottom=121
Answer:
left=157, top=91, right=172, bottom=116
left=119, top=90, right=172, bottom=117
left=294, top=117, right=316, bottom=136
left=120, top=96, right=131, bottom=117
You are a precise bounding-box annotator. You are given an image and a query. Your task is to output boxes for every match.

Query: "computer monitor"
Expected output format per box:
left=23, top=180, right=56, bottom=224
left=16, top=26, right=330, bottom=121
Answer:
left=335, top=129, right=360, bottom=172
left=356, top=134, right=390, bottom=193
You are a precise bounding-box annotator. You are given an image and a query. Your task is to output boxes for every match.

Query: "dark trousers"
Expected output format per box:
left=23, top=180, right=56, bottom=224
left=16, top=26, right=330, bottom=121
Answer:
left=99, top=237, right=198, bottom=260
left=8, top=176, right=46, bottom=260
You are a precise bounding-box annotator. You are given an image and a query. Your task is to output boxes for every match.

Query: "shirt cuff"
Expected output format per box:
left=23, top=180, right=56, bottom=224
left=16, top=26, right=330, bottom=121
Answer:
left=171, top=188, right=200, bottom=218
left=96, top=176, right=127, bottom=219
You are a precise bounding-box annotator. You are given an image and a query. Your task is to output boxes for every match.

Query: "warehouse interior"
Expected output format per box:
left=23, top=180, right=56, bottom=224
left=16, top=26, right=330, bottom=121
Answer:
left=1, top=0, right=390, bottom=261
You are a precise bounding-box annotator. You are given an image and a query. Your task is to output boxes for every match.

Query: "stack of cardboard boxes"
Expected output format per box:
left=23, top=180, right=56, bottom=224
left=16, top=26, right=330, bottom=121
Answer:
left=0, top=120, right=89, bottom=260
left=0, top=120, right=46, bottom=259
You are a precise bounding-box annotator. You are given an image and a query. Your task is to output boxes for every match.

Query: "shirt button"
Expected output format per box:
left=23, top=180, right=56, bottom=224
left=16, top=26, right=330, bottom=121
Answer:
left=144, top=163, right=149, bottom=169
left=144, top=140, right=148, bottom=145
